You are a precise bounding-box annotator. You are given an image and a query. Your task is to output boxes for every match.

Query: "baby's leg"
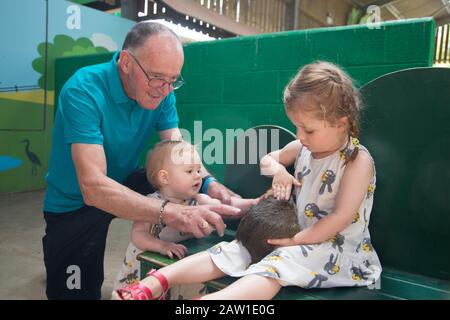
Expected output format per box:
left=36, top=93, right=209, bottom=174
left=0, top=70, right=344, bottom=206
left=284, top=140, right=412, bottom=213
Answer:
left=125, top=251, right=225, bottom=299
left=201, top=274, right=282, bottom=300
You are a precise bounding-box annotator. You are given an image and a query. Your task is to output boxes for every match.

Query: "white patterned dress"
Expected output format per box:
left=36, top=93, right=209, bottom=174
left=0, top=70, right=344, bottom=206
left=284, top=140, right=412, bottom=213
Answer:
left=208, top=137, right=382, bottom=289
left=112, top=191, right=207, bottom=299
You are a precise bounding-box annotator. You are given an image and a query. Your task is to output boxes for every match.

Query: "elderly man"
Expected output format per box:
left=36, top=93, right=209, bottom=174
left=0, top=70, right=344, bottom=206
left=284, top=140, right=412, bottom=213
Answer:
left=43, top=22, right=240, bottom=300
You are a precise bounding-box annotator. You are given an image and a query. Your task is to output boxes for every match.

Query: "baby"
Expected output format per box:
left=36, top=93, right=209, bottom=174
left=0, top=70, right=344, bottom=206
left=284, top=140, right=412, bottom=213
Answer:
left=112, top=140, right=257, bottom=299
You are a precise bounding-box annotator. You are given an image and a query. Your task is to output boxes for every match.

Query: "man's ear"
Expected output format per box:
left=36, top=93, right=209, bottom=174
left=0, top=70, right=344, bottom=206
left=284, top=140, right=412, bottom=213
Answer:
left=119, top=50, right=131, bottom=74
left=157, top=169, right=169, bottom=186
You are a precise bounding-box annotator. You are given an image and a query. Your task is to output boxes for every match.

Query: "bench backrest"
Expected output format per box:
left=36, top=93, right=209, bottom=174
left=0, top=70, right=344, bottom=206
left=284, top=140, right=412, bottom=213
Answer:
left=224, top=68, right=450, bottom=282
left=224, top=125, right=296, bottom=198
left=224, top=125, right=295, bottom=229
left=360, top=67, right=450, bottom=281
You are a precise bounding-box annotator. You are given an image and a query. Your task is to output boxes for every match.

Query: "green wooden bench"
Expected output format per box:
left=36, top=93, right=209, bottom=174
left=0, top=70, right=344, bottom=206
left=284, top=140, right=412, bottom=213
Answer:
left=138, top=68, right=450, bottom=299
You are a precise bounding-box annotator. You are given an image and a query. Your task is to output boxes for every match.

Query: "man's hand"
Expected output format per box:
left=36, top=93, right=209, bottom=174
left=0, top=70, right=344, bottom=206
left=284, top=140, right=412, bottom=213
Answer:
left=207, top=181, right=241, bottom=205
left=163, top=203, right=241, bottom=238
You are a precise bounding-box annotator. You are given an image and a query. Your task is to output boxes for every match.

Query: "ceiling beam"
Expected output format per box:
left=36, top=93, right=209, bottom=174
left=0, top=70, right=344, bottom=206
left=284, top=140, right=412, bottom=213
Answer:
left=300, top=7, right=327, bottom=27
left=436, top=14, right=450, bottom=26
left=385, top=3, right=404, bottom=19
left=442, top=0, right=450, bottom=15
left=160, top=0, right=262, bottom=36
left=342, top=0, right=361, bottom=8
left=370, top=0, right=399, bottom=7
left=351, top=0, right=399, bottom=8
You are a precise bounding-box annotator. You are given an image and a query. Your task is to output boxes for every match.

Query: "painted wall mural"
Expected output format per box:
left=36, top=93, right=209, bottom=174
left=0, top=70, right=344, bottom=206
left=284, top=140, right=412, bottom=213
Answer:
left=33, top=35, right=109, bottom=90
left=0, top=0, right=134, bottom=193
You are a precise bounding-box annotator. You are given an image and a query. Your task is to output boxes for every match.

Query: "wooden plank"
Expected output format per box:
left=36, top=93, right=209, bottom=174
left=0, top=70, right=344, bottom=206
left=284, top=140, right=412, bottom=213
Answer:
left=443, top=24, right=450, bottom=62
left=268, top=0, right=274, bottom=32
left=275, top=0, right=280, bottom=32
left=263, top=0, right=268, bottom=31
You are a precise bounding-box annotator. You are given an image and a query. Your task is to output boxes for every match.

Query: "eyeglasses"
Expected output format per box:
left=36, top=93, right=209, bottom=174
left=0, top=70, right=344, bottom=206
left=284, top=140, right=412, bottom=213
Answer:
left=126, top=51, right=185, bottom=91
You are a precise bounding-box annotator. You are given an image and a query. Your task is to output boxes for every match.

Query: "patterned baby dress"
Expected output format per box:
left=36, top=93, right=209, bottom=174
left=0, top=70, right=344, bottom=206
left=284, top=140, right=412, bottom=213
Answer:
left=208, top=137, right=382, bottom=289
left=112, top=191, right=207, bottom=299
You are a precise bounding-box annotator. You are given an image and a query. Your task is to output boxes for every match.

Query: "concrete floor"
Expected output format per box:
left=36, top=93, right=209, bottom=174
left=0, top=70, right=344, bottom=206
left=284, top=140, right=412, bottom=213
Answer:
left=0, top=190, right=132, bottom=300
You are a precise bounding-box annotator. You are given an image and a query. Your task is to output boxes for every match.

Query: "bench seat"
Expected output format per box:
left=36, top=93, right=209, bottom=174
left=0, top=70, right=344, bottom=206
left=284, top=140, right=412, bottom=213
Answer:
left=137, top=231, right=450, bottom=300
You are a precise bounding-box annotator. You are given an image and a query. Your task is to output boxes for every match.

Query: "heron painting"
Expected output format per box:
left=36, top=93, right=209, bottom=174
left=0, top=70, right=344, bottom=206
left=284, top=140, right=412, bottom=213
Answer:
left=20, top=139, right=42, bottom=176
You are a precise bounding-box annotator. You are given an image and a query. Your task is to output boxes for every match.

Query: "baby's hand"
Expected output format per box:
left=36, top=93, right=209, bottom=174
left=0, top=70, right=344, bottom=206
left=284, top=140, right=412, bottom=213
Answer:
left=158, top=242, right=188, bottom=260
left=272, top=167, right=301, bottom=201
left=229, top=197, right=259, bottom=217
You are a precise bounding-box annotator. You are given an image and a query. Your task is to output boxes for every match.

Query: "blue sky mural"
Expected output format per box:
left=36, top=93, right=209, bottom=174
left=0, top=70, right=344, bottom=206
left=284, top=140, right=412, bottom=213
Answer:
left=0, top=0, right=134, bottom=91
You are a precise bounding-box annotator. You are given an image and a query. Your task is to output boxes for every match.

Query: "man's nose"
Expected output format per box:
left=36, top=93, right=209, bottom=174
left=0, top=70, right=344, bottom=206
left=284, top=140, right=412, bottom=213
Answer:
left=158, top=83, right=172, bottom=96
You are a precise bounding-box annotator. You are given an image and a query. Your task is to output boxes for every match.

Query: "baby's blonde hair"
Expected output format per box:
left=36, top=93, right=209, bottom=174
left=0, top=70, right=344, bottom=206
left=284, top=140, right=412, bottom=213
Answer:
left=145, top=140, right=197, bottom=189
left=283, top=61, right=362, bottom=162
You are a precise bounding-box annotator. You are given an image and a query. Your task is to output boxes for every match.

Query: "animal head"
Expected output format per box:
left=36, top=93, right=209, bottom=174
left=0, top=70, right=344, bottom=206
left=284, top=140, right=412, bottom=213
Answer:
left=236, top=196, right=300, bottom=264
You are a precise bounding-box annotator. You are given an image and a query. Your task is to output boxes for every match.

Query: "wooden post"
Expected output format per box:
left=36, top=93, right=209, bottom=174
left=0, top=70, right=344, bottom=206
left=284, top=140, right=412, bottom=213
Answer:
left=294, top=0, right=300, bottom=30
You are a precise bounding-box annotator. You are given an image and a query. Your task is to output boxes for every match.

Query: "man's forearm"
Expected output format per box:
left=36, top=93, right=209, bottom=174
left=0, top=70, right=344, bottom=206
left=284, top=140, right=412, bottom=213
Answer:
left=81, top=175, right=161, bottom=223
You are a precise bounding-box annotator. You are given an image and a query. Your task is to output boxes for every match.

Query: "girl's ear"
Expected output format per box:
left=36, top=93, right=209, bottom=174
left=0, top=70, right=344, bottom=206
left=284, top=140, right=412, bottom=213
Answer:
left=157, top=169, right=169, bottom=186
left=337, top=116, right=349, bottom=131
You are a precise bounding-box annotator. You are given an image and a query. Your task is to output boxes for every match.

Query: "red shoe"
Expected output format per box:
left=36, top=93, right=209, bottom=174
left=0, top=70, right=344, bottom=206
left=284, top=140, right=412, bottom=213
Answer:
left=113, top=269, right=169, bottom=300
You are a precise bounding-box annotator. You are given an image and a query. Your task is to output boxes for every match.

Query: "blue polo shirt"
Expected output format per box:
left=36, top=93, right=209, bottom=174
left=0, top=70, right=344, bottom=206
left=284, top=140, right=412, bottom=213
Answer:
left=44, top=52, right=179, bottom=213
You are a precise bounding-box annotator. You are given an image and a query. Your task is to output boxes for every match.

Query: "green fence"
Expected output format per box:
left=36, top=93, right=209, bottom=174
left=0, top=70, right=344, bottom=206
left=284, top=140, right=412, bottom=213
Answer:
left=176, top=18, right=436, bottom=180
left=45, top=18, right=436, bottom=189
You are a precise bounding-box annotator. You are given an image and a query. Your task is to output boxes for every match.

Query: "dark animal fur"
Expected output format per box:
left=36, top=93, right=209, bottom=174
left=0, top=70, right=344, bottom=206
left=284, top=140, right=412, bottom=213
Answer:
left=236, top=196, right=301, bottom=263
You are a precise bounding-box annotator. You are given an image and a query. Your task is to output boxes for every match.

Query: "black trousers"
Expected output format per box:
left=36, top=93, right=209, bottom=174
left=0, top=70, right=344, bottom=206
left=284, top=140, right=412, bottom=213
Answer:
left=42, top=168, right=154, bottom=300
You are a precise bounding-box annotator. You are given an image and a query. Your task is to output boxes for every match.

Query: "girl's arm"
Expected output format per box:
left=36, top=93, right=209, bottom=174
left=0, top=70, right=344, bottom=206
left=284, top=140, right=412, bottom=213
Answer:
left=268, top=150, right=374, bottom=246
left=260, top=140, right=302, bottom=176
left=131, top=221, right=187, bottom=259
left=260, top=140, right=302, bottom=200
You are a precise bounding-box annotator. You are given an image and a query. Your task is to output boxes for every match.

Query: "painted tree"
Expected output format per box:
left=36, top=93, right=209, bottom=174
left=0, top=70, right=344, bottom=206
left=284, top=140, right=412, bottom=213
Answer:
left=32, top=34, right=108, bottom=90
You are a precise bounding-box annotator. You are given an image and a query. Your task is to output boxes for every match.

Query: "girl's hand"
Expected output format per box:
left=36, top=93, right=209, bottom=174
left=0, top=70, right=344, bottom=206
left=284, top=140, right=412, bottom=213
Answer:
left=267, top=232, right=302, bottom=247
left=158, top=242, right=188, bottom=259
left=272, top=167, right=302, bottom=201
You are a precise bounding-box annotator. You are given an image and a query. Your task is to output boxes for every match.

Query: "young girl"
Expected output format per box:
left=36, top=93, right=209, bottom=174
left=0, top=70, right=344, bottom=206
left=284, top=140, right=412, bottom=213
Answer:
left=112, top=140, right=257, bottom=299
left=113, top=61, right=382, bottom=300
